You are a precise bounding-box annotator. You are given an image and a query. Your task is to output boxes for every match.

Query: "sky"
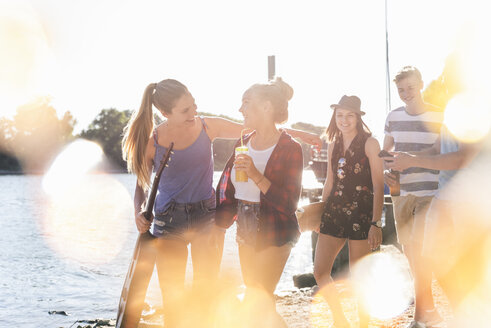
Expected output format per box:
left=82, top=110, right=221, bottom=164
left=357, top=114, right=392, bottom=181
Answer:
left=0, top=0, right=489, bottom=140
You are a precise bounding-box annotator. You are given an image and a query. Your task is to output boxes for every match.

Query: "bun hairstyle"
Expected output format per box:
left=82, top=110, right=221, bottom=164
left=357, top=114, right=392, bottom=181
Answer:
left=249, top=77, right=294, bottom=124
left=122, top=79, right=188, bottom=189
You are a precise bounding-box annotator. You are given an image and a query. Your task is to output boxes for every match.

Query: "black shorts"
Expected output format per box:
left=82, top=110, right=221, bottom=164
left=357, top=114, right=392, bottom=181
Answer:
left=319, top=207, right=372, bottom=240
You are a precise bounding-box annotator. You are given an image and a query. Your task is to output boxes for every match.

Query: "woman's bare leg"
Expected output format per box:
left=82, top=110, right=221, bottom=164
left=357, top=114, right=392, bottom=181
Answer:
left=239, top=243, right=292, bottom=328
left=155, top=238, right=188, bottom=328
left=348, top=239, right=372, bottom=328
left=314, top=234, right=349, bottom=326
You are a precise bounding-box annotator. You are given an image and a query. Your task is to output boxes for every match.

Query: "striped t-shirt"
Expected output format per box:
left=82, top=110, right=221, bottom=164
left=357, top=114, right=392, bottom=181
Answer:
left=384, top=106, right=443, bottom=197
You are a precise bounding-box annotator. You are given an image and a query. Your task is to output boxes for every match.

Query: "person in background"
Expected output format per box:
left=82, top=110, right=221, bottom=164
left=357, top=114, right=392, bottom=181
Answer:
left=384, top=123, right=486, bottom=319
left=313, top=95, right=384, bottom=328
left=215, top=77, right=303, bottom=328
left=383, top=66, right=444, bottom=328
left=121, top=78, right=320, bottom=327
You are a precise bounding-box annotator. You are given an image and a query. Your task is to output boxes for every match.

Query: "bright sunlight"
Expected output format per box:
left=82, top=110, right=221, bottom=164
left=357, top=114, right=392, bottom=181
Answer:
left=351, top=247, right=413, bottom=320
left=41, top=139, right=132, bottom=266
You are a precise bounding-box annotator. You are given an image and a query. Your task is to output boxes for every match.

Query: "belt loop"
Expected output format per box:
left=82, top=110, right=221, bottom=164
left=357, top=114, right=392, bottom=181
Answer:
left=169, top=200, right=176, bottom=212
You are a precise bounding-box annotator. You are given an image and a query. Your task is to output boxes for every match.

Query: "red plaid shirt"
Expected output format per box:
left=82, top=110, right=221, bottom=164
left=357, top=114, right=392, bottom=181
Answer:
left=215, top=131, right=303, bottom=250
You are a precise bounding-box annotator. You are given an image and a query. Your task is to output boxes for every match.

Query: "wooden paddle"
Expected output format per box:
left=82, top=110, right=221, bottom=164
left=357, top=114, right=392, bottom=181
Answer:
left=116, top=142, right=174, bottom=328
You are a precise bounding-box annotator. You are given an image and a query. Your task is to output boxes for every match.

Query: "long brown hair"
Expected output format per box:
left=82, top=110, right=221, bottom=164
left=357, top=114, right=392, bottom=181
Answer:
left=324, top=109, right=372, bottom=143
left=122, top=79, right=188, bottom=189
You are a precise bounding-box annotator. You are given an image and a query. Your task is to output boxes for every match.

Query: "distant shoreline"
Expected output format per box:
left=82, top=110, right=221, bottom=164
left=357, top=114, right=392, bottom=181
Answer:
left=0, top=169, right=128, bottom=176
left=0, top=170, right=24, bottom=175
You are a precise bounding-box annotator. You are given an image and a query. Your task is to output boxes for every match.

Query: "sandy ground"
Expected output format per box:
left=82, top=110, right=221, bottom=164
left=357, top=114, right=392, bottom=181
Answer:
left=276, top=245, right=453, bottom=328
left=276, top=280, right=452, bottom=328
left=72, top=246, right=454, bottom=328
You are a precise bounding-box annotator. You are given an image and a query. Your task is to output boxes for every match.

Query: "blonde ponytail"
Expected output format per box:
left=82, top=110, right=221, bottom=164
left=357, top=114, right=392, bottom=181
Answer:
left=122, top=83, right=156, bottom=190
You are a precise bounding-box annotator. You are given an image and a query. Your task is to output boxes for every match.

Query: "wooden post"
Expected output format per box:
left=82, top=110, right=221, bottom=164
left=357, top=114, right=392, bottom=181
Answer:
left=268, top=55, right=275, bottom=81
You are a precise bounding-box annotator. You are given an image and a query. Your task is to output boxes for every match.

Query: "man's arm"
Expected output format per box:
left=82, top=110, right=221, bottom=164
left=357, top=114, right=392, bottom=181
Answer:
left=382, top=134, right=399, bottom=187
left=382, top=135, right=394, bottom=151
left=386, top=140, right=479, bottom=172
left=285, top=128, right=322, bottom=147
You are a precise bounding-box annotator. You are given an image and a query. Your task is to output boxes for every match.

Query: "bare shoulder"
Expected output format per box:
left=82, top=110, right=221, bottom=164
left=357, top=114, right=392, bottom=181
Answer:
left=365, top=136, right=381, bottom=155
left=202, top=116, right=216, bottom=126
left=154, top=121, right=167, bottom=134
left=201, top=116, right=219, bottom=138
left=152, top=121, right=167, bottom=143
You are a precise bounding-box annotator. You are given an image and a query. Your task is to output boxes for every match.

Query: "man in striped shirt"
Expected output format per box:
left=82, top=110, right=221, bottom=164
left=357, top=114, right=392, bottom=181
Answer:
left=383, top=66, right=443, bottom=328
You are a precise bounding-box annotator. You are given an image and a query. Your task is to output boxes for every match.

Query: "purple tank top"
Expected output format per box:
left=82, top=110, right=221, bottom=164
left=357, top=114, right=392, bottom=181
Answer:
left=152, top=118, right=214, bottom=213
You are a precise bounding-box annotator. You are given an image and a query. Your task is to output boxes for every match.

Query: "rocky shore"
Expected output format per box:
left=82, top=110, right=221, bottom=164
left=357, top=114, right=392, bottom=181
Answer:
left=66, top=283, right=452, bottom=328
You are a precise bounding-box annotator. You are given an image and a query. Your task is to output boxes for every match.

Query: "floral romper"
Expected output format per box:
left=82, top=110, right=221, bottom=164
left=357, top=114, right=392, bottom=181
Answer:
left=320, top=133, right=374, bottom=240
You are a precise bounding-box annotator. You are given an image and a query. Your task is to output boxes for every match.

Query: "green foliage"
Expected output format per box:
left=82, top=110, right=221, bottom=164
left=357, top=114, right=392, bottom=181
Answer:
left=0, top=97, right=76, bottom=172
left=0, top=100, right=326, bottom=173
left=80, top=108, right=132, bottom=170
left=0, top=152, right=21, bottom=172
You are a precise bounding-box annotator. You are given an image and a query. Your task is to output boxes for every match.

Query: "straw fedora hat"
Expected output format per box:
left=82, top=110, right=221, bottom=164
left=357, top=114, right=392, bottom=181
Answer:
left=330, top=95, right=365, bottom=116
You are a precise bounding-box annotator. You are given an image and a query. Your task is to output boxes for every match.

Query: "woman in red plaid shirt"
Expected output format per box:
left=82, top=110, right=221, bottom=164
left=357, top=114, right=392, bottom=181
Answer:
left=215, top=77, right=304, bottom=327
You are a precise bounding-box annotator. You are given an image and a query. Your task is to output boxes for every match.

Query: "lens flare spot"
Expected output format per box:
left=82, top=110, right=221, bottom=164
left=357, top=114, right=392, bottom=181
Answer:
left=351, top=247, right=413, bottom=320
left=451, top=236, right=491, bottom=328
left=43, top=139, right=103, bottom=196
left=444, top=92, right=491, bottom=144
left=41, top=139, right=132, bottom=266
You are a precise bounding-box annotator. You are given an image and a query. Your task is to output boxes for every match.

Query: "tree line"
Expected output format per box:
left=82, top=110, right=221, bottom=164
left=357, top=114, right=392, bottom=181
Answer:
left=0, top=103, right=325, bottom=174
left=0, top=56, right=460, bottom=174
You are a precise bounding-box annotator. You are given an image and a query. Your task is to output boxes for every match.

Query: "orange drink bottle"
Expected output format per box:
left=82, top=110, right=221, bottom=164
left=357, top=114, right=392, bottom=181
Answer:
left=389, top=170, right=400, bottom=196
left=235, top=146, right=249, bottom=182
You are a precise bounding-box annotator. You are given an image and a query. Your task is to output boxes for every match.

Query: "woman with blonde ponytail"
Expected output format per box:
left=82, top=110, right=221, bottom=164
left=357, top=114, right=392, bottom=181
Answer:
left=122, top=83, right=158, bottom=190
left=122, top=78, right=320, bottom=327
left=215, top=77, right=305, bottom=328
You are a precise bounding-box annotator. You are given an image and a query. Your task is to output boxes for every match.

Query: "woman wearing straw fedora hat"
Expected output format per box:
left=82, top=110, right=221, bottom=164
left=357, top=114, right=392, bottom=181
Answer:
left=313, top=95, right=384, bottom=328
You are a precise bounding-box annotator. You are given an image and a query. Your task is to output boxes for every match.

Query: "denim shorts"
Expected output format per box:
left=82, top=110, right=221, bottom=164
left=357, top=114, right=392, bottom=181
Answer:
left=152, top=194, right=216, bottom=243
left=236, top=201, right=261, bottom=247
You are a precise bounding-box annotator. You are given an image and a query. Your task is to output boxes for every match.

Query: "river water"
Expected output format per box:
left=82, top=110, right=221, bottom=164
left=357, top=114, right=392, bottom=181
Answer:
left=0, top=172, right=320, bottom=328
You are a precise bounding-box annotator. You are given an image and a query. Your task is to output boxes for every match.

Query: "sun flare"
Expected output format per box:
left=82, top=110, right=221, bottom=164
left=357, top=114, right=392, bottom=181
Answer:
left=444, top=92, right=491, bottom=144
left=41, top=139, right=132, bottom=265
left=351, top=247, right=413, bottom=320
left=43, top=139, right=104, bottom=196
